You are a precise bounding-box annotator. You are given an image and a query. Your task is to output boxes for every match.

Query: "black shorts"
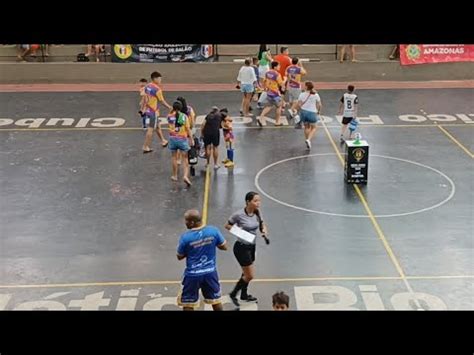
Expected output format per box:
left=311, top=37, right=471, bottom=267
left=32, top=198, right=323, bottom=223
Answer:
left=233, top=241, right=256, bottom=267
left=342, top=117, right=354, bottom=125
left=203, top=133, right=220, bottom=147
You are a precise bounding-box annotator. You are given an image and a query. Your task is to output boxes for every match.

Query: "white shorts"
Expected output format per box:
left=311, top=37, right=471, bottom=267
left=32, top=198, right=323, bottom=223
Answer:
left=258, top=65, right=269, bottom=79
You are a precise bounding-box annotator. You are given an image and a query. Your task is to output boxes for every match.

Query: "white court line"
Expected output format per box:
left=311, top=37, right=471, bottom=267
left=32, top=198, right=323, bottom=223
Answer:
left=254, top=153, right=455, bottom=218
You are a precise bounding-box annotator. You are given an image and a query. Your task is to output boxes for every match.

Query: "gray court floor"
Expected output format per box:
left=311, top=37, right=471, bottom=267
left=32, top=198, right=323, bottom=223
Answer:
left=0, top=88, right=472, bottom=310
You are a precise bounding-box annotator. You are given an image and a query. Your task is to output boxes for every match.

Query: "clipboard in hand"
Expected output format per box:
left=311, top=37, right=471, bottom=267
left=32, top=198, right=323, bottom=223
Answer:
left=230, top=225, right=256, bottom=244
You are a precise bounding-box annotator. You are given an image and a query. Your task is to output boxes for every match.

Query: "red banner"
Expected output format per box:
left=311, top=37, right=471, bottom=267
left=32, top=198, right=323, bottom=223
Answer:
left=400, top=44, right=474, bottom=65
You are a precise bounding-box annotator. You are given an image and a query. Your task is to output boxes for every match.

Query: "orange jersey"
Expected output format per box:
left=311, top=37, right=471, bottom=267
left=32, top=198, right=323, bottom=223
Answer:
left=273, top=54, right=292, bottom=78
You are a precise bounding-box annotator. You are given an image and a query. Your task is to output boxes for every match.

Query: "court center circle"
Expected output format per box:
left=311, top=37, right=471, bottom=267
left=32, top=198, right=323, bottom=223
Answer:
left=254, top=153, right=455, bottom=218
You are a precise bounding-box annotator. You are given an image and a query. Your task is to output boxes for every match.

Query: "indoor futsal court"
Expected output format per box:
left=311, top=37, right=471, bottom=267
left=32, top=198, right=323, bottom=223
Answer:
left=0, top=84, right=472, bottom=310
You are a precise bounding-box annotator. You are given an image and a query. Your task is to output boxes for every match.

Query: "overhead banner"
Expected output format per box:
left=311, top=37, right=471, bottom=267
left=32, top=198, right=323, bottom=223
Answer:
left=400, top=44, right=474, bottom=65
left=111, top=44, right=215, bottom=63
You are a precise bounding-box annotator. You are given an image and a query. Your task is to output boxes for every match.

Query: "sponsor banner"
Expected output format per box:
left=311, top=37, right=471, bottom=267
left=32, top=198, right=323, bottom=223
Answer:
left=400, top=44, right=474, bottom=65
left=111, top=44, right=215, bottom=63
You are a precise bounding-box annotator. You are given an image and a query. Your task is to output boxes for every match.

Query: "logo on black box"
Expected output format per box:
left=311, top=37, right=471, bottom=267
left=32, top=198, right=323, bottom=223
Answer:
left=353, top=148, right=365, bottom=162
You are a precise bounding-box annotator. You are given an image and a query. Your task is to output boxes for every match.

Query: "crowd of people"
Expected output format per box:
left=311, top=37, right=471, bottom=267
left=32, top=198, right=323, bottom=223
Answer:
left=16, top=44, right=49, bottom=61
left=135, top=44, right=361, bottom=310
left=10, top=44, right=400, bottom=62
left=13, top=44, right=108, bottom=62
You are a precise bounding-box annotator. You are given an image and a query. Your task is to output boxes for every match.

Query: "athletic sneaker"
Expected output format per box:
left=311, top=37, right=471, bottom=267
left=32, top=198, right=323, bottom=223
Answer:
left=224, top=161, right=235, bottom=168
left=240, top=294, right=257, bottom=302
left=256, top=117, right=263, bottom=127
left=305, top=139, right=311, bottom=149
left=214, top=165, right=220, bottom=170
left=230, top=294, right=240, bottom=308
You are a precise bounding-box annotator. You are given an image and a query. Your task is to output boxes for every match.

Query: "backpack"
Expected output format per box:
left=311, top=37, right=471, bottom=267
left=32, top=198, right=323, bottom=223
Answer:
left=188, top=137, right=201, bottom=165
left=76, top=53, right=90, bottom=62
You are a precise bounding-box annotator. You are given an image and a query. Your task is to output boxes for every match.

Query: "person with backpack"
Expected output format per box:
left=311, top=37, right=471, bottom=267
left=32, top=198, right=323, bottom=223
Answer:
left=167, top=101, right=194, bottom=186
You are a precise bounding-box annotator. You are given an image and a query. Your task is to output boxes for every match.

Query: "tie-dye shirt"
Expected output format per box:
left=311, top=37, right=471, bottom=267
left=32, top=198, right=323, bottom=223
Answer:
left=168, top=112, right=190, bottom=141
left=264, top=70, right=284, bottom=98
left=144, top=83, right=164, bottom=115
left=286, top=65, right=303, bottom=89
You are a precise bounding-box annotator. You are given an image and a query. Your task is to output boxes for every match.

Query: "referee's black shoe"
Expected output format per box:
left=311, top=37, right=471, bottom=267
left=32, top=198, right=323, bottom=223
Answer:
left=240, top=294, right=257, bottom=302
left=230, top=294, right=240, bottom=308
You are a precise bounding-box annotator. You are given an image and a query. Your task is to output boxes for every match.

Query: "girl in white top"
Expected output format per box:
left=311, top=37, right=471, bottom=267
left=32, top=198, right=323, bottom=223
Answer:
left=296, top=81, right=322, bottom=150
left=237, top=59, right=257, bottom=117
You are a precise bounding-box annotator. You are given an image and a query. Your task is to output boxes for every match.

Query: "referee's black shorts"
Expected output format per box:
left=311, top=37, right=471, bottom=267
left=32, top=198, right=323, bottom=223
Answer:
left=233, top=241, right=256, bottom=267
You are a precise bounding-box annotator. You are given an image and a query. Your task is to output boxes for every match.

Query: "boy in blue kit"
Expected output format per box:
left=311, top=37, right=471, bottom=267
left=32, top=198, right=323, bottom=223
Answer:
left=348, top=117, right=359, bottom=139
left=177, top=209, right=228, bottom=311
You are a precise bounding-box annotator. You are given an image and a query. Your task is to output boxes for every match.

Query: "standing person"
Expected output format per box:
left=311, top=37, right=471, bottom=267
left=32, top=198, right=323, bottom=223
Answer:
left=258, top=61, right=286, bottom=127
left=389, top=45, right=400, bottom=60
left=168, top=101, right=194, bottom=186
left=236, top=59, right=257, bottom=117
left=273, top=46, right=292, bottom=112
left=176, top=96, right=196, bottom=165
left=16, top=45, right=32, bottom=61
left=339, top=45, right=356, bottom=63
left=220, top=108, right=235, bottom=168
left=138, top=78, right=148, bottom=129
left=338, top=84, right=359, bottom=142
left=85, top=44, right=105, bottom=62
left=177, top=209, right=228, bottom=311
left=41, top=44, right=50, bottom=57
left=251, top=57, right=262, bottom=104
left=225, top=191, right=269, bottom=308
left=142, top=71, right=172, bottom=153
left=295, top=81, right=322, bottom=150
left=257, top=44, right=272, bottom=88
left=201, top=106, right=223, bottom=170
left=348, top=117, right=359, bottom=139
left=287, top=57, right=307, bottom=117
left=272, top=291, right=290, bottom=310
left=273, top=46, right=292, bottom=82
left=177, top=96, right=196, bottom=131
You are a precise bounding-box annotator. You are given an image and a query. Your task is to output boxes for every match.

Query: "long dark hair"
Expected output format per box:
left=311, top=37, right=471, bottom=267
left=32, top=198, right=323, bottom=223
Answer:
left=258, top=44, right=268, bottom=61
left=176, top=96, right=188, bottom=115
left=245, top=191, right=264, bottom=232
left=173, top=101, right=183, bottom=126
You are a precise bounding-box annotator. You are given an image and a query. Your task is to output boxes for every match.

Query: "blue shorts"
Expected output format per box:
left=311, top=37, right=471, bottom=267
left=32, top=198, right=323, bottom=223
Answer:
left=178, top=270, right=222, bottom=307
left=169, top=138, right=190, bottom=152
left=300, top=109, right=319, bottom=124
left=144, top=112, right=158, bottom=129
left=265, top=94, right=282, bottom=107
left=241, top=84, right=255, bottom=94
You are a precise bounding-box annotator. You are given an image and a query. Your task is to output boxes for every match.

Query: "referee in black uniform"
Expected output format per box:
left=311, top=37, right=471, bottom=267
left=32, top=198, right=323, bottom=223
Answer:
left=225, top=191, right=269, bottom=308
